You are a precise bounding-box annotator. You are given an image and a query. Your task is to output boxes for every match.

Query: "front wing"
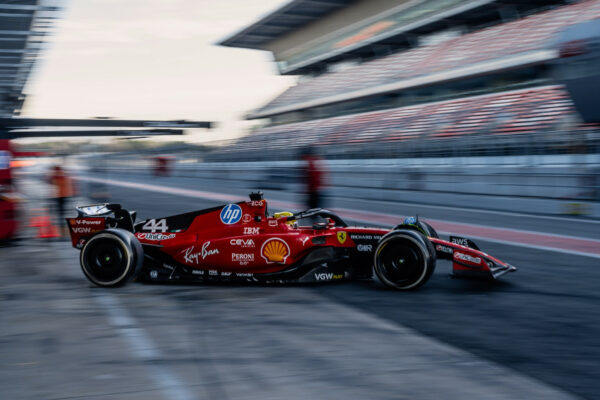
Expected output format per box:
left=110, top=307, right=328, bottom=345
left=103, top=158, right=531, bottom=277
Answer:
left=430, top=237, right=517, bottom=279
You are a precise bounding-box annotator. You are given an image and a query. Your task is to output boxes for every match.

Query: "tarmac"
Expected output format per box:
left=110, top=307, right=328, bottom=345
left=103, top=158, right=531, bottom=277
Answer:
left=1, top=172, right=598, bottom=399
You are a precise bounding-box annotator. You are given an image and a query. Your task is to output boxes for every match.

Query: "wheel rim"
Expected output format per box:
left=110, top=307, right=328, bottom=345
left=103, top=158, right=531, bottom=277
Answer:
left=83, top=238, right=128, bottom=284
left=378, top=239, right=425, bottom=287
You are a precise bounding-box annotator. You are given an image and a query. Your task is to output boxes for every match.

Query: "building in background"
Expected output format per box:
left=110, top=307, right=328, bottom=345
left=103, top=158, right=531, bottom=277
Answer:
left=0, top=0, right=59, bottom=240
left=217, top=0, right=600, bottom=161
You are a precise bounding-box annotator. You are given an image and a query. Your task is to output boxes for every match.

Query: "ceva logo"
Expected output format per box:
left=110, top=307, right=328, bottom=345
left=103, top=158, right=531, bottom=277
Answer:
left=220, top=204, right=242, bottom=224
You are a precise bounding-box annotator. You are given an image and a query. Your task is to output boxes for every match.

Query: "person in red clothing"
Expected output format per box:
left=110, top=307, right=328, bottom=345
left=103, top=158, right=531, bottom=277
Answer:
left=154, top=156, right=171, bottom=176
left=48, top=165, right=75, bottom=236
left=301, top=147, right=327, bottom=210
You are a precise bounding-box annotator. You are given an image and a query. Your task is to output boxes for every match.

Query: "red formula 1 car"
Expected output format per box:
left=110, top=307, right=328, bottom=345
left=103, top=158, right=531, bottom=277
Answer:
left=67, top=192, right=516, bottom=290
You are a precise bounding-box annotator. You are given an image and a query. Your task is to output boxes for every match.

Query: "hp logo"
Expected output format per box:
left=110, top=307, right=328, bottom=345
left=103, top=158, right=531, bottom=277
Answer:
left=220, top=204, right=242, bottom=224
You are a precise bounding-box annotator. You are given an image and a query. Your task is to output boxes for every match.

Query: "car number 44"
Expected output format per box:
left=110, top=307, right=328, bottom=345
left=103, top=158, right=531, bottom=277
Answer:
left=142, top=218, right=168, bottom=233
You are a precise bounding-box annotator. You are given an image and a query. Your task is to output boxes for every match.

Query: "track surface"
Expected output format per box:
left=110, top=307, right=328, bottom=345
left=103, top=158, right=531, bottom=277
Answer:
left=1, top=171, right=599, bottom=399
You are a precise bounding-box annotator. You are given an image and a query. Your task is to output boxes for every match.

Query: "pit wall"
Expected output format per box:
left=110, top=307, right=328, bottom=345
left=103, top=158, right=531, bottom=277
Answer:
left=89, top=154, right=600, bottom=218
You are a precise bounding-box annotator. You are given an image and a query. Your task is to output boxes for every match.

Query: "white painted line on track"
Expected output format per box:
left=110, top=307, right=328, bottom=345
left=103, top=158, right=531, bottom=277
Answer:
left=326, top=204, right=600, bottom=243
left=332, top=206, right=600, bottom=239
left=80, top=174, right=600, bottom=225
left=95, top=293, right=196, bottom=400
left=341, top=197, right=600, bottom=224
left=436, top=231, right=600, bottom=260
left=344, top=215, right=600, bottom=260
left=78, top=175, right=241, bottom=203
left=76, top=175, right=600, bottom=259
left=430, top=218, right=600, bottom=242
left=342, top=212, right=600, bottom=244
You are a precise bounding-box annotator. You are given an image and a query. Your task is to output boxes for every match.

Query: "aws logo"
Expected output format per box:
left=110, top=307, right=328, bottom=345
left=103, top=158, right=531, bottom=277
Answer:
left=261, top=238, right=290, bottom=264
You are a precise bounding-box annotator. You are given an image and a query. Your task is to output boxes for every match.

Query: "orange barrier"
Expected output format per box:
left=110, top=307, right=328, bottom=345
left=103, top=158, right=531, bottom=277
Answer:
left=38, top=215, right=60, bottom=238
left=29, top=210, right=60, bottom=239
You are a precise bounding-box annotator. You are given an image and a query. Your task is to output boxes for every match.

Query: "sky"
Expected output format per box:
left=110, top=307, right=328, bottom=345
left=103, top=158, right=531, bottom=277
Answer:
left=22, top=0, right=295, bottom=143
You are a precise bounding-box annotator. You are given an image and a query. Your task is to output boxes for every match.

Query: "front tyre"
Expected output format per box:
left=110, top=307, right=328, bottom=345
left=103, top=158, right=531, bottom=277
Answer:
left=417, top=221, right=438, bottom=238
left=80, top=229, right=143, bottom=287
left=374, top=230, right=436, bottom=290
left=394, top=218, right=439, bottom=238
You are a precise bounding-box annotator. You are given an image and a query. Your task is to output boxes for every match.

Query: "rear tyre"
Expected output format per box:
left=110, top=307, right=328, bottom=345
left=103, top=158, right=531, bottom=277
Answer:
left=374, top=230, right=436, bottom=290
left=80, top=229, right=143, bottom=287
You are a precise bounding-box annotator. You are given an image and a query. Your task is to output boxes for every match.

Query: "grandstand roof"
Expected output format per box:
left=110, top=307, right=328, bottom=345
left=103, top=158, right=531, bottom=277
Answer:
left=0, top=1, right=60, bottom=118
left=219, top=0, right=354, bottom=49
left=221, top=0, right=570, bottom=75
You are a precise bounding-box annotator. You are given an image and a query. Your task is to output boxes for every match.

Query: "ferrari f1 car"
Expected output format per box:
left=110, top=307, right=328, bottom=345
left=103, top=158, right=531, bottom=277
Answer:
left=67, top=192, right=516, bottom=290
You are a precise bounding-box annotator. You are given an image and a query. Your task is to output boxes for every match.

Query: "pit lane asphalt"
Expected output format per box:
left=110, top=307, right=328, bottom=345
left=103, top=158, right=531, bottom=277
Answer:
left=79, top=171, right=600, bottom=399
left=1, top=173, right=598, bottom=399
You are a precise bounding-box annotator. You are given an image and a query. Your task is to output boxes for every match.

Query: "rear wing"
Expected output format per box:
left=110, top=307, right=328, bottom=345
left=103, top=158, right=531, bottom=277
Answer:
left=67, top=203, right=137, bottom=248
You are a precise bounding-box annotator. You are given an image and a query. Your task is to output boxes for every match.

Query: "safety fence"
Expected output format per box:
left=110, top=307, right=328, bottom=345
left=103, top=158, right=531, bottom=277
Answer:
left=82, top=153, right=600, bottom=217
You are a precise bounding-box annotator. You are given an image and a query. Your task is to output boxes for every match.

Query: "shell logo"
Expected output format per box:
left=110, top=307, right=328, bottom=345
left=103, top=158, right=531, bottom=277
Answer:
left=261, top=238, right=290, bottom=264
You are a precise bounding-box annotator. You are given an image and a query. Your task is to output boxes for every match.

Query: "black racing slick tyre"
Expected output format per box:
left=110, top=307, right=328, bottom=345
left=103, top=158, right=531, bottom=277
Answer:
left=418, top=221, right=439, bottom=238
left=393, top=219, right=439, bottom=238
left=80, top=229, right=143, bottom=287
left=374, top=230, right=436, bottom=291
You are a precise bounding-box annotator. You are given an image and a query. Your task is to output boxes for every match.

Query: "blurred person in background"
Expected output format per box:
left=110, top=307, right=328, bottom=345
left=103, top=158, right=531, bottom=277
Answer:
left=153, top=156, right=171, bottom=177
left=301, top=147, right=327, bottom=211
left=48, top=165, right=75, bottom=236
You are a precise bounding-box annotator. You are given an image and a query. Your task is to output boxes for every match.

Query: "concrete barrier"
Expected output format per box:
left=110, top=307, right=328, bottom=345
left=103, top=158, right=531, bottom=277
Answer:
left=89, top=154, right=600, bottom=217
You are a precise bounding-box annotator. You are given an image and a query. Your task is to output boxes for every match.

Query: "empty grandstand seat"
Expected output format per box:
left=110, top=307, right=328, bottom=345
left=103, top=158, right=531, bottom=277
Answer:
left=229, top=85, right=584, bottom=160
left=255, top=1, right=600, bottom=115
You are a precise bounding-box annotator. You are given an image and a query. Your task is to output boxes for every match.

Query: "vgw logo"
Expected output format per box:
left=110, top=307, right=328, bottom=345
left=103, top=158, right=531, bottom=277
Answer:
left=220, top=204, right=242, bottom=224
left=72, top=227, right=92, bottom=234
left=315, top=273, right=333, bottom=281
left=314, top=273, right=344, bottom=281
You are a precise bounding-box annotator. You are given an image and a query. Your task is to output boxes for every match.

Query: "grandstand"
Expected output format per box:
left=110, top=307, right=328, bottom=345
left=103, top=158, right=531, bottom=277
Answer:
left=217, top=0, right=600, bottom=161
